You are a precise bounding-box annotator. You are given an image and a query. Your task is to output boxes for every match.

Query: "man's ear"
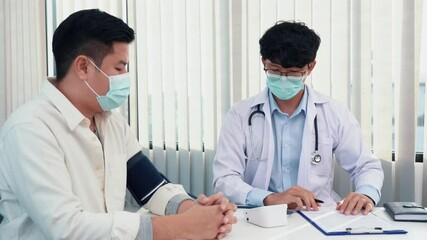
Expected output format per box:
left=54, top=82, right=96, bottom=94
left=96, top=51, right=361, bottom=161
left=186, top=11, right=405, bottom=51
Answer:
left=308, top=60, right=317, bottom=73
left=74, top=55, right=90, bottom=80
left=261, top=57, right=267, bottom=67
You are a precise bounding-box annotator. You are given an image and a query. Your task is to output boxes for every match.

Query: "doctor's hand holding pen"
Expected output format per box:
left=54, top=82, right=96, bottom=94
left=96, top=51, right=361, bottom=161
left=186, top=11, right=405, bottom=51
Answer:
left=262, top=185, right=322, bottom=211
left=336, top=192, right=375, bottom=215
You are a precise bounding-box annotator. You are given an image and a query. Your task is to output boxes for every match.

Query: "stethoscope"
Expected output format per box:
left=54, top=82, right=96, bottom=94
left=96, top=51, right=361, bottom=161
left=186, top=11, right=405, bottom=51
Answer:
left=248, top=104, right=321, bottom=164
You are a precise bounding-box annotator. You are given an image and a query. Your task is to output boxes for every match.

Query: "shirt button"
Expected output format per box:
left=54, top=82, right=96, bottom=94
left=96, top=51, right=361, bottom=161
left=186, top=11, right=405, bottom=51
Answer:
left=284, top=168, right=290, bottom=172
left=82, top=119, right=90, bottom=127
left=92, top=137, right=98, bottom=142
left=96, top=165, right=102, bottom=171
left=284, top=144, right=288, bottom=147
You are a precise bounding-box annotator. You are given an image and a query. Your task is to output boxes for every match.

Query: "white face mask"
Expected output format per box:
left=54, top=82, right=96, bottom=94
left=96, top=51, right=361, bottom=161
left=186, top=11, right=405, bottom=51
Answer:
left=84, top=59, right=131, bottom=111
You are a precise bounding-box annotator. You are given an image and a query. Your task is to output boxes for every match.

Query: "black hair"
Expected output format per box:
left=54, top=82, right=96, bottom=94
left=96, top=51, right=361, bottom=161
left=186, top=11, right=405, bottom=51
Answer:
left=52, top=9, right=135, bottom=81
left=259, top=21, right=320, bottom=68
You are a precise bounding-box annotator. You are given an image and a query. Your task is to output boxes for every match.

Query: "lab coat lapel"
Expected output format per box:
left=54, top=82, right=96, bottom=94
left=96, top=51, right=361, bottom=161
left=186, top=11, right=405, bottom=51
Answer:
left=262, top=97, right=275, bottom=189
left=248, top=88, right=275, bottom=189
left=298, top=87, right=318, bottom=188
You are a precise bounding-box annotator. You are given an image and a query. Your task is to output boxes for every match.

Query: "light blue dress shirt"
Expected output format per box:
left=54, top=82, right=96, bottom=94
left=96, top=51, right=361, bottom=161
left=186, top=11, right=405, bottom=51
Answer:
left=246, top=89, right=307, bottom=206
left=268, top=90, right=307, bottom=193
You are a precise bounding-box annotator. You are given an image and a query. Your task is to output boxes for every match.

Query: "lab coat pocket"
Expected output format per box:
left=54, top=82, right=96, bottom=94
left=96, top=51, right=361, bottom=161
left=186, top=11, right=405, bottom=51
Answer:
left=106, top=154, right=127, bottom=211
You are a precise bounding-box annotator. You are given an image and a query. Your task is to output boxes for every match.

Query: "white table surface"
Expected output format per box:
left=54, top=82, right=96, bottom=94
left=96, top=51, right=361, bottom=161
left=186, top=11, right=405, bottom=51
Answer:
left=225, top=207, right=426, bottom=240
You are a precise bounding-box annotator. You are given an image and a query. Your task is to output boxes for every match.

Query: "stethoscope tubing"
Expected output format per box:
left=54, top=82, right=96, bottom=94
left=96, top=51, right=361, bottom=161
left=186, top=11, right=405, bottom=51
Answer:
left=314, top=115, right=318, bottom=152
left=247, top=104, right=321, bottom=164
left=248, top=105, right=265, bottom=126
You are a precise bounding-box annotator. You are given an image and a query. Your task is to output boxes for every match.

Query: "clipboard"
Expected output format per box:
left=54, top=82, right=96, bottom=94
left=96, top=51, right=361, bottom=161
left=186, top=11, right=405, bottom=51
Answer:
left=298, top=206, right=407, bottom=235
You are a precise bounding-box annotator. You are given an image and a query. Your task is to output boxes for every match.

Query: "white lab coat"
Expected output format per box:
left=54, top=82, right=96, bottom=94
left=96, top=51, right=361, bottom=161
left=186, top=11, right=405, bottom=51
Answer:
left=213, top=86, right=384, bottom=205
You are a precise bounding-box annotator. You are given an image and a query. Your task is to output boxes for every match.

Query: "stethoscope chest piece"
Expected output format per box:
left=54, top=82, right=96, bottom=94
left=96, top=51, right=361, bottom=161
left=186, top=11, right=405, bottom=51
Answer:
left=311, top=151, right=321, bottom=164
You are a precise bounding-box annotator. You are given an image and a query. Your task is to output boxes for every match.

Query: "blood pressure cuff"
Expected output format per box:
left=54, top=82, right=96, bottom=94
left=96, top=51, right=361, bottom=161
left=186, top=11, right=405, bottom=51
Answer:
left=127, top=151, right=167, bottom=206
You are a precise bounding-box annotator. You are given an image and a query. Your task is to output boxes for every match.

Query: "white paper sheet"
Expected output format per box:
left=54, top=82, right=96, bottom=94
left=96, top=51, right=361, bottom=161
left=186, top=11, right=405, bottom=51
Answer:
left=300, top=206, right=403, bottom=233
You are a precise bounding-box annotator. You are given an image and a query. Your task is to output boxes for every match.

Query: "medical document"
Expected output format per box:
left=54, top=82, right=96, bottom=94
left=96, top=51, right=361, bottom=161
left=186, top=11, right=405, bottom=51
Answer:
left=299, top=206, right=407, bottom=235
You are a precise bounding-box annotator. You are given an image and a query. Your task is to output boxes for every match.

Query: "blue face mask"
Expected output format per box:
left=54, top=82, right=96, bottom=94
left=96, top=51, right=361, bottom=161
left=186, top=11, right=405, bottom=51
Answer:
left=85, top=59, right=131, bottom=111
left=266, top=74, right=305, bottom=100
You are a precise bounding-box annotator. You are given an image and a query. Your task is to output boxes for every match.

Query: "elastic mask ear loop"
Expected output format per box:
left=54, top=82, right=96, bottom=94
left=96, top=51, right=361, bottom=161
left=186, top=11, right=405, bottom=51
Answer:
left=84, top=80, right=100, bottom=97
left=88, top=59, right=109, bottom=79
left=84, top=58, right=109, bottom=97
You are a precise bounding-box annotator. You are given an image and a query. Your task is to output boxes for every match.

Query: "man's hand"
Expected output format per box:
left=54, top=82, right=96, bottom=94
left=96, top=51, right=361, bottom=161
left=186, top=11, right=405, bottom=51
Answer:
left=196, top=192, right=238, bottom=239
left=153, top=193, right=237, bottom=240
left=196, top=192, right=237, bottom=212
left=263, top=186, right=320, bottom=211
left=336, top=192, right=374, bottom=215
left=153, top=204, right=225, bottom=240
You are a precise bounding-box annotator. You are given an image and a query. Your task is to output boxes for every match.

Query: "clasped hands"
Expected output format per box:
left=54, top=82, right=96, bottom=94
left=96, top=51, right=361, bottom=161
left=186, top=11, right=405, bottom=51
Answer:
left=197, top=192, right=238, bottom=239
left=180, top=192, right=237, bottom=239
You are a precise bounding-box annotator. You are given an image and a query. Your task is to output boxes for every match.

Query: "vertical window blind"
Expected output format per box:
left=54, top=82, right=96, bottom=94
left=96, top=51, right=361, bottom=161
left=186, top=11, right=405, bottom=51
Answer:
left=0, top=0, right=46, bottom=125
left=0, top=0, right=426, bottom=204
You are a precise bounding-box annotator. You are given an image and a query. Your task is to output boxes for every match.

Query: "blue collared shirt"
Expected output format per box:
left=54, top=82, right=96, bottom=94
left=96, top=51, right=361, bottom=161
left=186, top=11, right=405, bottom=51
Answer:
left=268, top=89, right=307, bottom=193
left=246, top=89, right=307, bottom=206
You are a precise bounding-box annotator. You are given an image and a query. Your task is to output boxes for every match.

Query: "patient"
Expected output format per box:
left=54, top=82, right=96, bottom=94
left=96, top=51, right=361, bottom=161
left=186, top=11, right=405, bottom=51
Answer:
left=0, top=9, right=236, bottom=239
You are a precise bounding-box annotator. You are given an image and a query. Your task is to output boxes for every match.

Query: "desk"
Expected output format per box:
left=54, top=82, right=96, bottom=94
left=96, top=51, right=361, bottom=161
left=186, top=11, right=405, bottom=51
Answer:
left=225, top=208, right=426, bottom=240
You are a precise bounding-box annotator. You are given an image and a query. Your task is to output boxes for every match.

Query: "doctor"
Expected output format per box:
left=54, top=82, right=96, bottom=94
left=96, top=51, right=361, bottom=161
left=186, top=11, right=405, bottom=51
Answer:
left=213, top=21, right=384, bottom=215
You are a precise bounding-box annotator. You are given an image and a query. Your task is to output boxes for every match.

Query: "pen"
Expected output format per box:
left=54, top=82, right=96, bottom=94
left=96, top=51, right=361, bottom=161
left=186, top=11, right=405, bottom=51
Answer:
left=314, top=198, right=324, bottom=203
left=236, top=205, right=257, bottom=209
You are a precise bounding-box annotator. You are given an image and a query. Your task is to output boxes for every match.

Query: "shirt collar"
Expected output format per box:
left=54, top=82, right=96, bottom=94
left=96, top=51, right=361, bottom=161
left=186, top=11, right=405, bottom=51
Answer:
left=268, top=86, right=308, bottom=117
left=41, top=78, right=95, bottom=131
